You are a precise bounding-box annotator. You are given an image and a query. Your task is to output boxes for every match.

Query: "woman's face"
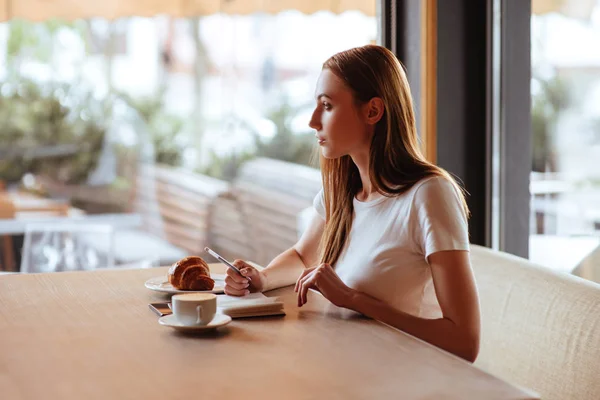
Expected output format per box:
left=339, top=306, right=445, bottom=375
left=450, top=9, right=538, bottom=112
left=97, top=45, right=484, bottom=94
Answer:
left=309, top=69, right=371, bottom=160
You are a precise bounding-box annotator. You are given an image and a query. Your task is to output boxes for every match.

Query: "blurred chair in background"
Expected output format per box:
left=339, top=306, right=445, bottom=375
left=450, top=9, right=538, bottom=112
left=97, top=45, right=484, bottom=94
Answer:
left=21, top=223, right=115, bottom=273
left=0, top=191, right=72, bottom=271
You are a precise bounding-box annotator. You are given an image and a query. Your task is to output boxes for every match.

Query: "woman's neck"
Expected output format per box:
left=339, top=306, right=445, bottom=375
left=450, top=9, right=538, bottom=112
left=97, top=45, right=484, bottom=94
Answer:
left=351, top=152, right=377, bottom=202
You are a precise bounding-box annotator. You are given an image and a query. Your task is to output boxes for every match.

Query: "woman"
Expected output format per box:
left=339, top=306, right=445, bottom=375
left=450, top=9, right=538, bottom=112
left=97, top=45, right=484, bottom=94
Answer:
left=225, top=45, right=480, bottom=362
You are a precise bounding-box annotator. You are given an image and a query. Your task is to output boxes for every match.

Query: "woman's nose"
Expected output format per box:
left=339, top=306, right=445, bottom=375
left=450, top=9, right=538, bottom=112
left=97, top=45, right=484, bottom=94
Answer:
left=309, top=109, right=321, bottom=130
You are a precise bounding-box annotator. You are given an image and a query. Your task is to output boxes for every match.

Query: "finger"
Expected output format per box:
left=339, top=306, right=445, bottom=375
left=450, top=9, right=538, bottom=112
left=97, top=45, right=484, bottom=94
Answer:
left=299, top=273, right=316, bottom=306
left=226, top=267, right=248, bottom=284
left=297, top=277, right=303, bottom=306
left=239, top=267, right=256, bottom=282
left=297, top=272, right=309, bottom=306
left=225, top=275, right=249, bottom=290
left=301, top=275, right=312, bottom=306
left=299, top=277, right=310, bottom=307
left=233, top=260, right=255, bottom=282
left=303, top=269, right=323, bottom=305
left=297, top=280, right=303, bottom=307
left=224, top=285, right=250, bottom=297
left=294, top=268, right=313, bottom=293
left=296, top=271, right=306, bottom=307
left=294, top=272, right=303, bottom=293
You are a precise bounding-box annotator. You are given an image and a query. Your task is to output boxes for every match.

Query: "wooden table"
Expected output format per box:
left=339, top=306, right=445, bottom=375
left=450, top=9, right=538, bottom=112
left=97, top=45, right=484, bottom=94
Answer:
left=0, top=265, right=539, bottom=400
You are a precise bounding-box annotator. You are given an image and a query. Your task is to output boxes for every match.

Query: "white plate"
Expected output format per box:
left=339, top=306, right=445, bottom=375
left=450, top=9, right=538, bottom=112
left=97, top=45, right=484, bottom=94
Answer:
left=158, top=313, right=232, bottom=332
left=144, top=274, right=226, bottom=294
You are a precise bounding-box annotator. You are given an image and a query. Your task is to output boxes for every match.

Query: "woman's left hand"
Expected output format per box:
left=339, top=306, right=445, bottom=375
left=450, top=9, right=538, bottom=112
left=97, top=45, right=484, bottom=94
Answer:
left=294, top=263, right=354, bottom=308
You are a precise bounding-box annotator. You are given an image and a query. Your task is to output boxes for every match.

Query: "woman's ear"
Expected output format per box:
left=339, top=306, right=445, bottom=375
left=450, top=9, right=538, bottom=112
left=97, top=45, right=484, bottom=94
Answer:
left=365, top=97, right=384, bottom=125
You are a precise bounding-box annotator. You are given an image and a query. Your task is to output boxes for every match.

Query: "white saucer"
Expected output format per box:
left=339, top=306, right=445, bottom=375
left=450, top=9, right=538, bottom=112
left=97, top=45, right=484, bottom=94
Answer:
left=145, top=274, right=225, bottom=294
left=158, top=313, right=232, bottom=332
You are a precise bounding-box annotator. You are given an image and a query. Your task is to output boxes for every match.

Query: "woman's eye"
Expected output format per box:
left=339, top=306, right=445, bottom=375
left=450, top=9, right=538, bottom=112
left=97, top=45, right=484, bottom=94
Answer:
left=323, top=102, right=332, bottom=110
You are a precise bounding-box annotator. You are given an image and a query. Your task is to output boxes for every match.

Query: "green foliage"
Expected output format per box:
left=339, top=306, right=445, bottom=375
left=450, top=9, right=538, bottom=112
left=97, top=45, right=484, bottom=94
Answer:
left=7, top=21, right=41, bottom=61
left=253, top=100, right=317, bottom=167
left=2, top=17, right=314, bottom=188
left=118, top=90, right=186, bottom=167
left=198, top=150, right=256, bottom=182
left=1, top=19, right=110, bottom=185
left=0, top=79, right=108, bottom=184
left=200, top=99, right=317, bottom=181
left=6, top=19, right=83, bottom=75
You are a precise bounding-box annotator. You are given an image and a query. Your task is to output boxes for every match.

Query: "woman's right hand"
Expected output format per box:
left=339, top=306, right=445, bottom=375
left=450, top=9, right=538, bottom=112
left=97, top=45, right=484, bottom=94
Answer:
left=224, top=260, right=267, bottom=296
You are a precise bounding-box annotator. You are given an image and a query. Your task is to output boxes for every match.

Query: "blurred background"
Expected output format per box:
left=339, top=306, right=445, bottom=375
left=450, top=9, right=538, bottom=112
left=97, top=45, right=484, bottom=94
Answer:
left=0, top=1, right=378, bottom=272
left=530, top=0, right=600, bottom=278
left=1, top=0, right=600, bottom=285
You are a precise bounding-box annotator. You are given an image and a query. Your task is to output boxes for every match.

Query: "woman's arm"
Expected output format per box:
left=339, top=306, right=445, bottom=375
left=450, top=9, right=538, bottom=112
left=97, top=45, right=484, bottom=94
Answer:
left=346, top=250, right=480, bottom=362
left=259, top=211, right=325, bottom=291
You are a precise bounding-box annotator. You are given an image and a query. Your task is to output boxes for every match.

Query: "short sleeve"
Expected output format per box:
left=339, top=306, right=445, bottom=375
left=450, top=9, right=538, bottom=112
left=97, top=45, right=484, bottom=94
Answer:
left=313, top=189, right=326, bottom=220
left=411, top=177, right=470, bottom=259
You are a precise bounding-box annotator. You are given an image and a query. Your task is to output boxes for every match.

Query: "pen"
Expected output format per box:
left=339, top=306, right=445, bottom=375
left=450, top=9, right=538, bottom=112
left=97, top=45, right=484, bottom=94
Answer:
left=204, top=247, right=252, bottom=281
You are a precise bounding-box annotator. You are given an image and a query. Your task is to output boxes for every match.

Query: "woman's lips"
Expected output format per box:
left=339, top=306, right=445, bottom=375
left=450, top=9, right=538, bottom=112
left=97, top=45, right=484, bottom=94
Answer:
left=316, top=135, right=326, bottom=145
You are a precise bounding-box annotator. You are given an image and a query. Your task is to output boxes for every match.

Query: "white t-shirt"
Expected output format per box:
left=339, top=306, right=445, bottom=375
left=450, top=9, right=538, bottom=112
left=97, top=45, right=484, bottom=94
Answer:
left=313, top=176, right=470, bottom=319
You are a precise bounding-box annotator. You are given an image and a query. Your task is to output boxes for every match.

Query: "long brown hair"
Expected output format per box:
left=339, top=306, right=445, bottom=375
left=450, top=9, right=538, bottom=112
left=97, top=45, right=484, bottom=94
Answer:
left=319, top=44, right=469, bottom=266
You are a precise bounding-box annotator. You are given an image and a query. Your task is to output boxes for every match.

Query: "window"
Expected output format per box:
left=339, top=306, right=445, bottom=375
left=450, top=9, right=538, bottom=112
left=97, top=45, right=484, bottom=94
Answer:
left=530, top=0, right=600, bottom=282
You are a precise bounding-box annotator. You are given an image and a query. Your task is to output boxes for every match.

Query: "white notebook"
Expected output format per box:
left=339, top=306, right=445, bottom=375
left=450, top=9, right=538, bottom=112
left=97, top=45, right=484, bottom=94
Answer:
left=217, top=293, right=285, bottom=318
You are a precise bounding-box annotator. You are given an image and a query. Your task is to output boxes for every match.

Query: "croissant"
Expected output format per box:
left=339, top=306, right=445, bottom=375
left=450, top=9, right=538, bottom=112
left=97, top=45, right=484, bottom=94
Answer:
left=168, top=256, right=215, bottom=291
left=180, top=266, right=215, bottom=291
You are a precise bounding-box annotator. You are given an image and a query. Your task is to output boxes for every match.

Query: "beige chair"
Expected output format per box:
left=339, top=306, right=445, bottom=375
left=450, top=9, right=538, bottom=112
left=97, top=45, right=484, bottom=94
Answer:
left=225, top=158, right=321, bottom=266
left=471, top=244, right=600, bottom=400
left=129, top=164, right=228, bottom=264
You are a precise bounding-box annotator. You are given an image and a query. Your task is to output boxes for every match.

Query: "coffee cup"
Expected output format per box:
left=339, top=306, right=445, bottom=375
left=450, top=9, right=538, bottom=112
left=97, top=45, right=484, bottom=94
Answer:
left=171, top=293, right=217, bottom=326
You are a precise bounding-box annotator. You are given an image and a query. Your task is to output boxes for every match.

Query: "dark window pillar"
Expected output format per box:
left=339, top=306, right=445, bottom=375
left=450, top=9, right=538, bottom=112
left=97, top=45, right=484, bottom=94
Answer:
left=389, top=0, right=531, bottom=257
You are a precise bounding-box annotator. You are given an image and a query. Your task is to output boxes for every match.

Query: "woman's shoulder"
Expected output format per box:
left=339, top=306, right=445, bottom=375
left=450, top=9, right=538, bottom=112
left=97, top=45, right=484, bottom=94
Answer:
left=409, top=174, right=468, bottom=219
left=409, top=175, right=457, bottom=195
left=380, top=175, right=457, bottom=203
left=404, top=175, right=465, bottom=211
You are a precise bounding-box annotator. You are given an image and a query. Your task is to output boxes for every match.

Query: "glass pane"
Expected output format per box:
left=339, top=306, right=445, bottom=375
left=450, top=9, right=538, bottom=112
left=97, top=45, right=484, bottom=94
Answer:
left=530, top=0, right=600, bottom=282
left=0, top=3, right=378, bottom=271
